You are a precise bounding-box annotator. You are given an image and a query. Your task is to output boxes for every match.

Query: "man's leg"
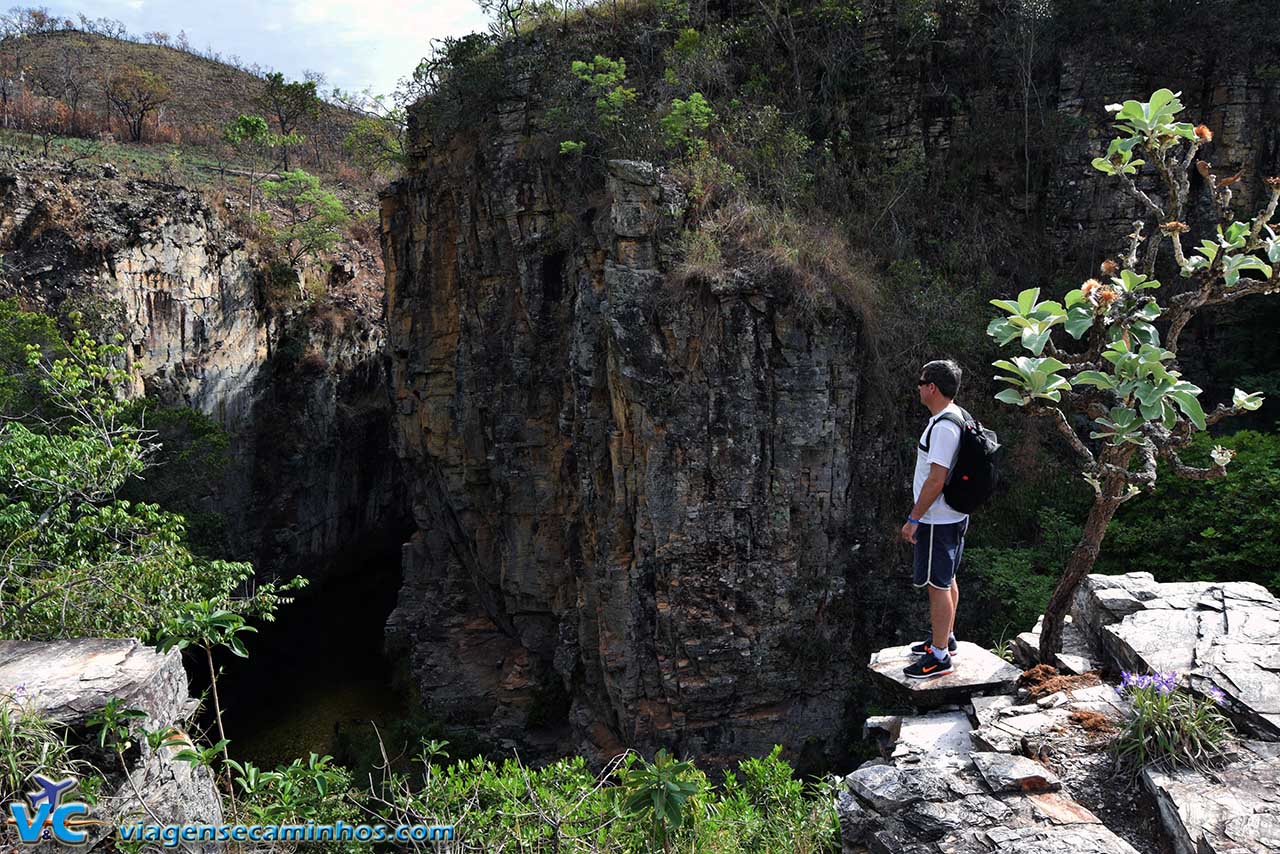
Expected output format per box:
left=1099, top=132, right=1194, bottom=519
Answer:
left=930, top=584, right=955, bottom=652
left=947, top=579, right=959, bottom=638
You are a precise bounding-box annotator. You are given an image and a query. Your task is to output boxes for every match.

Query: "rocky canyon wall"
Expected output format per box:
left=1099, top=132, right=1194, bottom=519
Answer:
left=381, top=126, right=900, bottom=766
left=0, top=156, right=407, bottom=580
left=379, top=6, right=1280, bottom=768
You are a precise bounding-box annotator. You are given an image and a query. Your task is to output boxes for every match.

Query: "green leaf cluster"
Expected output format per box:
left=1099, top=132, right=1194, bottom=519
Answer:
left=571, top=55, right=637, bottom=128
left=222, top=113, right=303, bottom=151
left=0, top=324, right=294, bottom=641
left=258, top=170, right=351, bottom=269
left=661, top=92, right=716, bottom=157
left=985, top=264, right=1254, bottom=445
left=376, top=743, right=837, bottom=853
left=1104, top=89, right=1195, bottom=149
left=618, top=748, right=701, bottom=847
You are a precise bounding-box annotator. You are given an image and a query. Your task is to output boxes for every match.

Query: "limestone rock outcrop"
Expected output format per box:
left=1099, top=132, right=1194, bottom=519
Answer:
left=1143, top=740, right=1280, bottom=854
left=382, top=137, right=895, bottom=764
left=0, top=639, right=222, bottom=853
left=0, top=155, right=407, bottom=579
left=838, top=711, right=1140, bottom=854
left=1017, top=572, right=1280, bottom=741
left=848, top=574, right=1280, bottom=852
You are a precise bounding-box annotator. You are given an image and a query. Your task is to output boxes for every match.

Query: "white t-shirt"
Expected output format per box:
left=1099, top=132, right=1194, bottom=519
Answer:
left=913, top=402, right=969, bottom=525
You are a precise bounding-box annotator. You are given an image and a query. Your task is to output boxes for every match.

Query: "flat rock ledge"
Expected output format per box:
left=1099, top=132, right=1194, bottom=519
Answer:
left=849, top=572, right=1280, bottom=854
left=838, top=751, right=1138, bottom=854
left=867, top=642, right=1022, bottom=709
left=0, top=639, right=221, bottom=853
left=838, top=680, right=1137, bottom=854
left=1044, top=572, right=1280, bottom=740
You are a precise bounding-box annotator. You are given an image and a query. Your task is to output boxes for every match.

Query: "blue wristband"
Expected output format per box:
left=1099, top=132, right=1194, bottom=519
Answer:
left=907, top=517, right=921, bottom=525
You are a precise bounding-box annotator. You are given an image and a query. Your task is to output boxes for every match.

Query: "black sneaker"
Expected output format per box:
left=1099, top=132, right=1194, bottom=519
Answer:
left=903, top=652, right=953, bottom=679
left=910, top=637, right=957, bottom=657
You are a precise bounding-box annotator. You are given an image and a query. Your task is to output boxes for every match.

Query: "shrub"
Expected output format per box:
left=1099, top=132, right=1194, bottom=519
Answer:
left=366, top=743, right=838, bottom=853
left=1112, top=670, right=1234, bottom=775
left=661, top=92, right=716, bottom=157
left=0, top=325, right=296, bottom=641
left=257, top=170, right=350, bottom=272
left=228, top=753, right=371, bottom=853
left=1098, top=430, right=1280, bottom=592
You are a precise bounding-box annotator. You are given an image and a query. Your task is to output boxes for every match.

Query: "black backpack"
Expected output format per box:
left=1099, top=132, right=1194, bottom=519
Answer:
left=920, top=408, right=1002, bottom=513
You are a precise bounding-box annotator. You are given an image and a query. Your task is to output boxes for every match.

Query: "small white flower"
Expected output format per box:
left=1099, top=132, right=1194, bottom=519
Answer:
left=1210, top=445, right=1235, bottom=467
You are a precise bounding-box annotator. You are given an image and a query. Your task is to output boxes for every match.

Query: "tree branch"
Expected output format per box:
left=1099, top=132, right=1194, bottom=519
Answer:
left=1125, top=220, right=1145, bottom=270
left=1162, top=449, right=1228, bottom=481
left=1031, top=405, right=1096, bottom=470
left=1118, top=173, right=1164, bottom=219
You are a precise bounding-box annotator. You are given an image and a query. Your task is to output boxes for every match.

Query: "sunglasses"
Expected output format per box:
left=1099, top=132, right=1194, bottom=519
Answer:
left=917, top=378, right=932, bottom=386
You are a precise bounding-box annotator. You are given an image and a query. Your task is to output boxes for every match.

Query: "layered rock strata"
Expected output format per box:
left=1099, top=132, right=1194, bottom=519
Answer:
left=0, top=156, right=405, bottom=579
left=382, top=146, right=895, bottom=764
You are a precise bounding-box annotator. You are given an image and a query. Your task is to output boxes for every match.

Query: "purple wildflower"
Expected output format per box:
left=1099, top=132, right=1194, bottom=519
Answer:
left=1206, top=684, right=1227, bottom=706
left=1119, top=670, right=1181, bottom=695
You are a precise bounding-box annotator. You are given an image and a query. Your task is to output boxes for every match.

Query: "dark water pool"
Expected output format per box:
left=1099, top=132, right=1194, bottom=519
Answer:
left=213, top=556, right=407, bottom=770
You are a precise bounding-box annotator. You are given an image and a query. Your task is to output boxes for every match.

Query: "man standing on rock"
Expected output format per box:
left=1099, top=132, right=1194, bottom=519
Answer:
left=900, top=359, right=968, bottom=679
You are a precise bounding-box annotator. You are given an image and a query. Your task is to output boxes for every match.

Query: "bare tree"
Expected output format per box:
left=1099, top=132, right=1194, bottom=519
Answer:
left=101, top=64, right=170, bottom=142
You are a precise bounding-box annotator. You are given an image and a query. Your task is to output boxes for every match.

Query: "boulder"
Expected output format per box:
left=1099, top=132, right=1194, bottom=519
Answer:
left=838, top=697, right=1144, bottom=854
left=0, top=639, right=222, bottom=852
left=0, top=639, right=188, bottom=731
left=1079, top=576, right=1280, bottom=739
left=971, top=751, right=1062, bottom=793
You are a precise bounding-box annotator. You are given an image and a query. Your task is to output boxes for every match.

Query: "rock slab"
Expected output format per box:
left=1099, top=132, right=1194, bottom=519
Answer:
left=868, top=642, right=1022, bottom=709
left=0, top=639, right=222, bottom=852
left=1142, top=742, right=1280, bottom=854
left=1074, top=573, right=1280, bottom=739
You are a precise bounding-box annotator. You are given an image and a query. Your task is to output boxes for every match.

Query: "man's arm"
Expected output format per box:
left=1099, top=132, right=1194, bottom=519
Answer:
left=900, top=463, right=949, bottom=544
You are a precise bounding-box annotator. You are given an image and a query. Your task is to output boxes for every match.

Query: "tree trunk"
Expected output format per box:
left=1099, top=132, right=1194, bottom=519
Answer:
left=1037, top=490, right=1122, bottom=662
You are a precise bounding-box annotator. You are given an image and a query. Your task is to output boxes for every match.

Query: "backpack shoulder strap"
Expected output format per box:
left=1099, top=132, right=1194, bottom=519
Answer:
left=921, top=411, right=966, bottom=451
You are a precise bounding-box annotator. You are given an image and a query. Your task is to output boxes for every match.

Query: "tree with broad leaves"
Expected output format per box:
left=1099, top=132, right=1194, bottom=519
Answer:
left=986, top=89, right=1278, bottom=662
left=254, top=72, right=319, bottom=170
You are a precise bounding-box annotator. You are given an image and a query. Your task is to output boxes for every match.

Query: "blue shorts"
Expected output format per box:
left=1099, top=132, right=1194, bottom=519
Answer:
left=913, top=519, right=968, bottom=590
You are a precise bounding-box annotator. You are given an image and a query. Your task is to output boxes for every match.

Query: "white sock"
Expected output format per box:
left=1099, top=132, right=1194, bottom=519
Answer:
left=949, top=631, right=956, bottom=642
left=932, top=644, right=949, bottom=661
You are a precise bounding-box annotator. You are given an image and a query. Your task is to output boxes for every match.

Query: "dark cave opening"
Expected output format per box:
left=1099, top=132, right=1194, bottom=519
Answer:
left=209, top=535, right=410, bottom=770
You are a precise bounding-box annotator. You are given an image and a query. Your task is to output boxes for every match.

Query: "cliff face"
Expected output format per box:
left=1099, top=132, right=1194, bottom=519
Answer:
left=0, top=155, right=406, bottom=579
left=382, top=124, right=899, bottom=764
left=379, top=7, right=1280, bottom=767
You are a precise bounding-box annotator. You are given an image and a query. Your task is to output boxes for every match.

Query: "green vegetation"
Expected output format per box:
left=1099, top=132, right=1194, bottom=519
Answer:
left=255, top=71, right=321, bottom=170
left=0, top=688, right=89, bottom=806
left=1098, top=431, right=1280, bottom=590
left=257, top=169, right=351, bottom=275
left=0, top=309, right=300, bottom=641
left=222, top=113, right=302, bottom=211
left=365, top=742, right=838, bottom=853
left=1113, top=671, right=1234, bottom=775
